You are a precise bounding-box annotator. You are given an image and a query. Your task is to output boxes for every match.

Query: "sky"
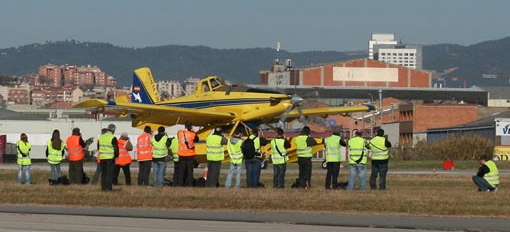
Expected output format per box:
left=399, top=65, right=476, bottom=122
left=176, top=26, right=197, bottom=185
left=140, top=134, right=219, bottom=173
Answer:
left=0, top=0, right=509, bottom=52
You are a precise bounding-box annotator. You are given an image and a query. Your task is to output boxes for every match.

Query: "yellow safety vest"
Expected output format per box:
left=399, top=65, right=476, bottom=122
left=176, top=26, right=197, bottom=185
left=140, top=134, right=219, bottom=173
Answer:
left=369, top=136, right=389, bottom=160
left=206, top=134, right=225, bottom=161
left=47, top=141, right=65, bottom=165
left=295, top=135, right=312, bottom=158
left=151, top=135, right=169, bottom=159
left=227, top=138, right=243, bottom=165
left=17, top=141, right=32, bottom=165
left=271, top=138, right=287, bottom=164
left=325, top=135, right=342, bottom=162
left=348, top=137, right=367, bottom=165
left=170, top=138, right=179, bottom=162
left=484, top=160, right=500, bottom=187
left=248, top=134, right=262, bottom=158
left=98, top=132, right=115, bottom=160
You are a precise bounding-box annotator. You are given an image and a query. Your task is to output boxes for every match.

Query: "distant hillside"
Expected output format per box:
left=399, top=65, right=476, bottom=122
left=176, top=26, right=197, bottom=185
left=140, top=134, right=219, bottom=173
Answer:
left=0, top=40, right=364, bottom=86
left=1, top=37, right=510, bottom=87
left=423, top=37, right=510, bottom=87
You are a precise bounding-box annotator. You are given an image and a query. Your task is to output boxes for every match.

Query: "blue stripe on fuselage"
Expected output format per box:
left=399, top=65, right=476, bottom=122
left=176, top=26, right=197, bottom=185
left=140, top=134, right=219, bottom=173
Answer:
left=163, top=98, right=270, bottom=108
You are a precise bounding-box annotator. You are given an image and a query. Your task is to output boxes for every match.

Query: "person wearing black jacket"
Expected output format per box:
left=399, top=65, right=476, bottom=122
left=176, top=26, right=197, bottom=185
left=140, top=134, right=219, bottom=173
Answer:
left=472, top=155, right=499, bottom=192
left=367, top=129, right=392, bottom=190
left=151, top=126, right=171, bottom=187
left=97, top=124, right=119, bottom=191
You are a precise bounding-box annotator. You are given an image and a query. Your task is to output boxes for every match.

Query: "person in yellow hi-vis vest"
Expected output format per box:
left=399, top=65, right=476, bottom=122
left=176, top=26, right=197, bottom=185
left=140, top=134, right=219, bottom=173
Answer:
left=225, top=129, right=244, bottom=189
left=323, top=127, right=347, bottom=190
left=293, top=126, right=318, bottom=189
left=347, top=130, right=367, bottom=190
left=46, top=129, right=66, bottom=185
left=269, top=128, right=291, bottom=189
left=169, top=136, right=179, bottom=186
left=151, top=126, right=171, bottom=187
left=206, top=126, right=227, bottom=187
left=472, top=155, right=499, bottom=192
left=97, top=124, right=119, bottom=191
left=368, top=128, right=392, bottom=190
left=17, top=133, right=32, bottom=185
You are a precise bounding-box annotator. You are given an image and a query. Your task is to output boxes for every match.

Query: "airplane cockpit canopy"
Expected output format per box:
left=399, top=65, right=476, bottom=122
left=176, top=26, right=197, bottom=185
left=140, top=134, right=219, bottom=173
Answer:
left=196, top=76, right=225, bottom=93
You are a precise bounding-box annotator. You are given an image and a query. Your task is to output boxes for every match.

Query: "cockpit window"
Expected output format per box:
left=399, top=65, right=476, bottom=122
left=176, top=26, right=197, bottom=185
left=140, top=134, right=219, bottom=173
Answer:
left=210, top=78, right=223, bottom=90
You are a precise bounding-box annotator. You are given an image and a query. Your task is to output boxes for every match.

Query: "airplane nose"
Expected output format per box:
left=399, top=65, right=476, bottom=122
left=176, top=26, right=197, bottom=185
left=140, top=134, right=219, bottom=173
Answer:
left=291, top=95, right=304, bottom=104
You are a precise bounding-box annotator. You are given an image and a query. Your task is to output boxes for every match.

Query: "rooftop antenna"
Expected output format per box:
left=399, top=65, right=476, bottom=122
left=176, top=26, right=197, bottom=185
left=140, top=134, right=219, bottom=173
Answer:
left=275, top=41, right=281, bottom=65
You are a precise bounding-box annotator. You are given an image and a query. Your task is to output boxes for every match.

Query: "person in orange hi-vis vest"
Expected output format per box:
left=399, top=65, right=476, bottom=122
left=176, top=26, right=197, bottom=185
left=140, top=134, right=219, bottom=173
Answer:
left=137, top=126, right=153, bottom=186
left=177, top=121, right=199, bottom=187
left=66, top=127, right=86, bottom=184
left=114, top=132, right=133, bottom=185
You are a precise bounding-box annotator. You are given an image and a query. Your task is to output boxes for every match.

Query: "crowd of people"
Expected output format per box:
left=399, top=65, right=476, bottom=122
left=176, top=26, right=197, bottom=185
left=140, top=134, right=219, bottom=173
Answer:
left=14, top=123, right=499, bottom=192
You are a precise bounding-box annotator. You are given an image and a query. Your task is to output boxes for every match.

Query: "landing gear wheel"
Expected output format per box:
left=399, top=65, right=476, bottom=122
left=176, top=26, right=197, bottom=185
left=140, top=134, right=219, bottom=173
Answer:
left=321, top=160, right=328, bottom=169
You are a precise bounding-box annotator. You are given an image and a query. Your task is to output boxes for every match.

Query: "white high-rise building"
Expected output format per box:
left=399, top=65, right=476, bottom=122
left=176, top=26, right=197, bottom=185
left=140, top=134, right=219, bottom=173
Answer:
left=368, top=33, right=398, bottom=59
left=369, top=33, right=422, bottom=70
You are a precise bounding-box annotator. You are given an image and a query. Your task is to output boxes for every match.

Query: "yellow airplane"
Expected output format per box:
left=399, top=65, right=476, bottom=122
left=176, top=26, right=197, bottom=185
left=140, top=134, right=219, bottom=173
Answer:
left=73, top=67, right=375, bottom=163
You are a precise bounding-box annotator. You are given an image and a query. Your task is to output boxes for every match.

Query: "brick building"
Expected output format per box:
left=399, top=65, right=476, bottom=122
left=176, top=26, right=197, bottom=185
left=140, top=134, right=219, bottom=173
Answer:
left=38, top=64, right=115, bottom=87
left=259, top=58, right=431, bottom=88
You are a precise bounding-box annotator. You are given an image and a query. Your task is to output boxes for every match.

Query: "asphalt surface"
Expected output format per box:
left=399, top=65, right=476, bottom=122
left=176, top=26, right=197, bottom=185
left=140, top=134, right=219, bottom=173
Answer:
left=1, top=163, right=509, bottom=231
left=0, top=205, right=508, bottom=232
left=0, top=212, right=447, bottom=232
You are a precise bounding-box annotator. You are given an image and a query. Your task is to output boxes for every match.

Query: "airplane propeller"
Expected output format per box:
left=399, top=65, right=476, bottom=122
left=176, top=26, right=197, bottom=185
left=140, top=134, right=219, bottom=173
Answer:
left=279, top=94, right=304, bottom=124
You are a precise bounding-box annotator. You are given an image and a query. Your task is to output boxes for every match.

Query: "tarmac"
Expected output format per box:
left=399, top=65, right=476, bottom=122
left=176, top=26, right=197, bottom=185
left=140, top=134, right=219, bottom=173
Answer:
left=1, top=163, right=509, bottom=231
left=0, top=205, right=508, bottom=231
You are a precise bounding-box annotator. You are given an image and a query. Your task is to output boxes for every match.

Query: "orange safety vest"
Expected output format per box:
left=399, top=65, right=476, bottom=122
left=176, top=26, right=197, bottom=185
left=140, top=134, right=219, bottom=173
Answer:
left=137, top=132, right=153, bottom=161
left=66, top=135, right=84, bottom=161
left=177, top=130, right=196, bottom=157
left=115, top=138, right=132, bottom=165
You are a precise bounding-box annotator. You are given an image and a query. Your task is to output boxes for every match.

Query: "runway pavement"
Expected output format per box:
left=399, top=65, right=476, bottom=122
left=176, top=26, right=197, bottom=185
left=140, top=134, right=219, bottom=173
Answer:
left=1, top=205, right=509, bottom=231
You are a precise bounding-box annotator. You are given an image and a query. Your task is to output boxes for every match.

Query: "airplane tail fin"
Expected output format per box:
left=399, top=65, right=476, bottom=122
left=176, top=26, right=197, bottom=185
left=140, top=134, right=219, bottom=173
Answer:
left=131, top=67, right=162, bottom=104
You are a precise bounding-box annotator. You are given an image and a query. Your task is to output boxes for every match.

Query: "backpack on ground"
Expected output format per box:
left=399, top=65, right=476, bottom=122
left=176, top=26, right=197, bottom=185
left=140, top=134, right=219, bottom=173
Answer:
left=241, top=136, right=257, bottom=159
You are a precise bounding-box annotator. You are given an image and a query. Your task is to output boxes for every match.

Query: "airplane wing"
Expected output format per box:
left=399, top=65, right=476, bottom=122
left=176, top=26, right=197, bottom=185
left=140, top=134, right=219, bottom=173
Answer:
left=73, top=99, right=236, bottom=128
left=285, top=104, right=376, bottom=119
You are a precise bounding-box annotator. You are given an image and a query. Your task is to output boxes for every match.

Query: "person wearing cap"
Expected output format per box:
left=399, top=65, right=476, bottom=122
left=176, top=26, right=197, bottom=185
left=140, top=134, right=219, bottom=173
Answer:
left=347, top=130, right=368, bottom=190
left=472, top=155, right=499, bottom=192
left=177, top=121, right=199, bottom=187
left=113, top=132, right=133, bottom=185
left=225, top=129, right=244, bottom=189
left=323, top=127, right=347, bottom=190
left=368, top=128, right=392, bottom=190
left=269, top=128, right=291, bottom=189
left=66, top=127, right=86, bottom=184
left=151, top=126, right=171, bottom=187
left=206, top=126, right=228, bottom=187
left=293, top=126, right=317, bottom=189
left=245, top=127, right=268, bottom=188
left=137, top=126, right=153, bottom=186
left=97, top=124, right=119, bottom=191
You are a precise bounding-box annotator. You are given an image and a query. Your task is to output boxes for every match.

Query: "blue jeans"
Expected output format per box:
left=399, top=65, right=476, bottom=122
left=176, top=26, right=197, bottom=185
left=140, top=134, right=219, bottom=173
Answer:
left=50, top=163, right=63, bottom=180
left=245, top=158, right=261, bottom=188
left=370, top=163, right=388, bottom=190
left=347, top=164, right=366, bottom=190
left=17, top=165, right=31, bottom=184
left=225, top=163, right=243, bottom=189
left=273, top=164, right=286, bottom=188
left=152, top=161, right=167, bottom=187
left=472, top=176, right=497, bottom=191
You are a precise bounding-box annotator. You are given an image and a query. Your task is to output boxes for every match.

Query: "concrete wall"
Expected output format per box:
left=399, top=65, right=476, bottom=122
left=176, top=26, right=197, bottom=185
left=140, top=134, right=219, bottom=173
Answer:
left=0, top=119, right=182, bottom=159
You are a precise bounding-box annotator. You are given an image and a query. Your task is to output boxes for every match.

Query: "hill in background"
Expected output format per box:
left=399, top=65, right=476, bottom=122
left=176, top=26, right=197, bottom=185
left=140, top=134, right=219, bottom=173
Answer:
left=1, top=37, right=510, bottom=87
